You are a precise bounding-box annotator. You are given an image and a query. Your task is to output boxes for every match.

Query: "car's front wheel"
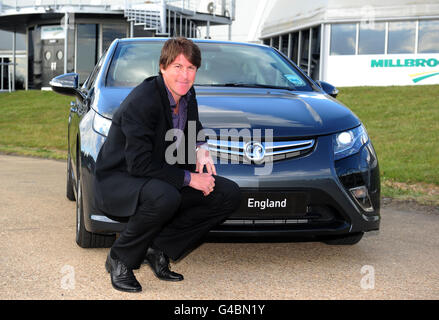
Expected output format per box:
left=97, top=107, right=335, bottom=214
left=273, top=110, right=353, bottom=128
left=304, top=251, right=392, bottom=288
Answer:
left=76, top=173, right=116, bottom=248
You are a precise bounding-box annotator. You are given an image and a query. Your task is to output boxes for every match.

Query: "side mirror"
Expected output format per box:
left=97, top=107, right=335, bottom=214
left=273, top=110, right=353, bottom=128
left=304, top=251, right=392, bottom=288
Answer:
left=316, top=80, right=339, bottom=98
left=50, top=72, right=87, bottom=103
left=50, top=73, right=80, bottom=97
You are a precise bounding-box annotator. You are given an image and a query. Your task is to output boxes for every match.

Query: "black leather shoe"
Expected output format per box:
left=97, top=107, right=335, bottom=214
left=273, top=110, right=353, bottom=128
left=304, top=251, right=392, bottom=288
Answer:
left=144, top=247, right=184, bottom=282
left=105, top=253, right=142, bottom=292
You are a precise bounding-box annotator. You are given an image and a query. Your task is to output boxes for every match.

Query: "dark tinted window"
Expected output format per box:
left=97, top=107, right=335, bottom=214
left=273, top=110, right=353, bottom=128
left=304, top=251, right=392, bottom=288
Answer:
left=289, top=32, right=299, bottom=63
left=77, top=24, right=97, bottom=84
left=280, top=35, right=289, bottom=56
left=310, top=26, right=321, bottom=80
left=271, top=37, right=279, bottom=50
left=102, top=24, right=127, bottom=52
left=299, top=29, right=310, bottom=72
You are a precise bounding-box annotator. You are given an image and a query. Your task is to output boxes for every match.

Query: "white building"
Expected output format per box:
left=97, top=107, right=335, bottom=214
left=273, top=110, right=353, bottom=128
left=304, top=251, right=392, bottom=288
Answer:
left=260, top=0, right=439, bottom=86
left=200, top=0, right=274, bottom=42
left=0, top=0, right=235, bottom=90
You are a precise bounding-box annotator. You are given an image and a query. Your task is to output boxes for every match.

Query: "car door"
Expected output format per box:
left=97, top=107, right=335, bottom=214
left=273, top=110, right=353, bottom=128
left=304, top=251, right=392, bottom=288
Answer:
left=69, top=53, right=106, bottom=185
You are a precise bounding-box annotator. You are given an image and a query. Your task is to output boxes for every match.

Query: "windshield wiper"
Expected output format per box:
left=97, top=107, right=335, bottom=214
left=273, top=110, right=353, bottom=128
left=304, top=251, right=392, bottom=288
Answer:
left=198, top=83, right=296, bottom=91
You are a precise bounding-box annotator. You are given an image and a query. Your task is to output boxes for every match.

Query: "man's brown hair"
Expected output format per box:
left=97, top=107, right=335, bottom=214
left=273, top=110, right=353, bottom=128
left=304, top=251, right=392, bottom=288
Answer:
left=159, top=37, right=201, bottom=70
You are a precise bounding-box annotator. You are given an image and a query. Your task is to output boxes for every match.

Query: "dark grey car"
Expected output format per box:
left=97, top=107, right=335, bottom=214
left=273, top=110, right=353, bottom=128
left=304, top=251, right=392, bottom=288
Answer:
left=50, top=38, right=380, bottom=248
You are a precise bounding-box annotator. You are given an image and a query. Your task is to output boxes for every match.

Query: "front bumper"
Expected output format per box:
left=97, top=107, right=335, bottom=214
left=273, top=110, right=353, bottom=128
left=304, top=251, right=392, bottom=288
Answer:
left=84, top=133, right=380, bottom=238
left=208, top=134, right=380, bottom=237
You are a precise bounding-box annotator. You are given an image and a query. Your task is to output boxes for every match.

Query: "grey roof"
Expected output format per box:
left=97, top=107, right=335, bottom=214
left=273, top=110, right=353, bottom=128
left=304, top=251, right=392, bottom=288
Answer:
left=261, top=0, right=439, bottom=38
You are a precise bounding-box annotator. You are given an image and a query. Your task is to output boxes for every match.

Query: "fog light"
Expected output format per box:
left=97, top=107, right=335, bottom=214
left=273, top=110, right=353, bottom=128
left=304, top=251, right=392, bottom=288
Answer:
left=349, top=186, right=374, bottom=212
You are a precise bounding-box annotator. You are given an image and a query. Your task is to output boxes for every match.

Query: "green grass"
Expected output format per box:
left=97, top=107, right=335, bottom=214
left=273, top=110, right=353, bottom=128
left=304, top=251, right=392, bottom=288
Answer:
left=0, top=86, right=438, bottom=204
left=0, top=90, right=71, bottom=159
left=336, top=85, right=439, bottom=186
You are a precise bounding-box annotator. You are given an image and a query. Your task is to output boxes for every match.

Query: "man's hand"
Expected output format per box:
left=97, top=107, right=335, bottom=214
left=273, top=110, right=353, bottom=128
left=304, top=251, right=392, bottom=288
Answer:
left=195, top=148, right=216, bottom=176
left=189, top=172, right=216, bottom=196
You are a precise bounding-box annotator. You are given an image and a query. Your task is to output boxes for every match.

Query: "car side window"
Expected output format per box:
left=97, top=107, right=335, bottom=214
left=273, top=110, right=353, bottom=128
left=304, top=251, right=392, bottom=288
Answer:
left=84, top=50, right=107, bottom=91
left=106, top=42, right=163, bottom=87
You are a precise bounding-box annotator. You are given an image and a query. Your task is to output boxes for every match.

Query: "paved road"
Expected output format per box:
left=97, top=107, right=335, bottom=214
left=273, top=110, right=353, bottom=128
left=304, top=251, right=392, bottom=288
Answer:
left=1, top=154, right=438, bottom=300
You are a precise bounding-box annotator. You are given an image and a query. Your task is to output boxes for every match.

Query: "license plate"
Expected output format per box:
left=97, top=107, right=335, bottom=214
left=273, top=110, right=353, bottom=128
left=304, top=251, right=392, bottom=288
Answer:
left=236, top=192, right=307, bottom=217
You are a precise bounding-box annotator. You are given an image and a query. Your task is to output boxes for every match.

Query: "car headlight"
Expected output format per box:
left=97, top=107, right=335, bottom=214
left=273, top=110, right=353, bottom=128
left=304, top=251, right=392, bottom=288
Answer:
left=333, top=125, right=369, bottom=161
left=93, top=112, right=112, bottom=137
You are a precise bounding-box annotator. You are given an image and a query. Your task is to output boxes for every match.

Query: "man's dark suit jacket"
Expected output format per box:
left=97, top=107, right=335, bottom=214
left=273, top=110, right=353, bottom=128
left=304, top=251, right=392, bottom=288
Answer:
left=94, top=74, right=205, bottom=218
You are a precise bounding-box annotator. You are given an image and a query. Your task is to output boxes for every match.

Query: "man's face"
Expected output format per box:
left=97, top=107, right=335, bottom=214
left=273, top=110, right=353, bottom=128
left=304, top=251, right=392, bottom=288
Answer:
left=160, top=53, right=197, bottom=102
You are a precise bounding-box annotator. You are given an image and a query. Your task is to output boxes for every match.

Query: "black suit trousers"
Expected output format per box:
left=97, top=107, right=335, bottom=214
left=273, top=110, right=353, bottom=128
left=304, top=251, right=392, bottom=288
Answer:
left=110, top=175, right=241, bottom=270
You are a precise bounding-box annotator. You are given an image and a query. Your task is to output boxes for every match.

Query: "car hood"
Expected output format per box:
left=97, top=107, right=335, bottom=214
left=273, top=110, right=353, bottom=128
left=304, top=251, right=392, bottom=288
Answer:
left=95, top=87, right=361, bottom=138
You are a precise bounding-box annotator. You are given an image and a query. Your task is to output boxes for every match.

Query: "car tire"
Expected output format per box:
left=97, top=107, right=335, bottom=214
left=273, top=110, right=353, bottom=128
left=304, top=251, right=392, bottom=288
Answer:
left=66, top=154, right=75, bottom=201
left=76, top=173, right=116, bottom=248
left=322, top=232, right=364, bottom=245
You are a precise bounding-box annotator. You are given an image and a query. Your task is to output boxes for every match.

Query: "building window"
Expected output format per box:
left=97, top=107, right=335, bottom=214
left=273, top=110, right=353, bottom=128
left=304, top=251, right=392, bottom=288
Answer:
left=0, top=30, right=26, bottom=90
left=388, top=21, right=416, bottom=54
left=133, top=25, right=155, bottom=38
left=0, top=31, right=13, bottom=50
left=289, top=32, right=299, bottom=63
left=280, top=35, right=289, bottom=56
left=14, top=56, right=26, bottom=90
left=272, top=36, right=279, bottom=50
left=311, top=26, right=321, bottom=80
left=77, top=24, right=98, bottom=84
left=358, top=22, right=385, bottom=54
left=330, top=23, right=356, bottom=55
left=0, top=30, right=26, bottom=51
left=299, top=29, right=309, bottom=72
left=418, top=20, right=439, bottom=53
left=102, top=23, right=127, bottom=52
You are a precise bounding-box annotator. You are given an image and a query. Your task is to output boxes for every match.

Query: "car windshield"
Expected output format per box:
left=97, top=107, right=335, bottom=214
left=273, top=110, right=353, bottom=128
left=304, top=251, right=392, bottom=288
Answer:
left=106, top=41, right=313, bottom=91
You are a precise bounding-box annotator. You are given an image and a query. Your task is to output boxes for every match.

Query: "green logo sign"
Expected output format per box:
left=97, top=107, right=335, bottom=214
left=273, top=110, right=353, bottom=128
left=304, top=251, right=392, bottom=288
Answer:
left=371, top=58, right=439, bottom=82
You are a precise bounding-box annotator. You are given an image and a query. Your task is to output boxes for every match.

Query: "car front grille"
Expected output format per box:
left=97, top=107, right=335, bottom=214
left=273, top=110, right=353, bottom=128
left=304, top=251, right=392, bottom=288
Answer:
left=217, top=204, right=345, bottom=229
left=207, top=138, right=315, bottom=163
left=222, top=219, right=309, bottom=225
